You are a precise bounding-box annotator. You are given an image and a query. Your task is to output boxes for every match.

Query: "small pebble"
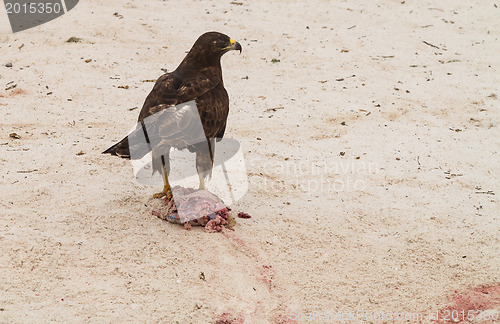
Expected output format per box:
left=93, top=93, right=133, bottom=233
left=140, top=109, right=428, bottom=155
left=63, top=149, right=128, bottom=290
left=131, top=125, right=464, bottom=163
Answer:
left=5, top=63, right=12, bottom=67
left=66, top=36, right=82, bottom=43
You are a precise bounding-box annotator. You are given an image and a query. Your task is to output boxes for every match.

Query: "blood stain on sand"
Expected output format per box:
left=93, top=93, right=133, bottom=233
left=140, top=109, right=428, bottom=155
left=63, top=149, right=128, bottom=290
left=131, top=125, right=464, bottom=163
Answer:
left=9, top=88, right=27, bottom=96
left=268, top=306, right=300, bottom=324
left=217, top=232, right=299, bottom=322
left=215, top=307, right=298, bottom=324
left=221, top=232, right=276, bottom=288
left=2, top=88, right=27, bottom=97
left=434, top=284, right=500, bottom=323
left=1, top=89, right=27, bottom=106
left=215, top=311, right=244, bottom=324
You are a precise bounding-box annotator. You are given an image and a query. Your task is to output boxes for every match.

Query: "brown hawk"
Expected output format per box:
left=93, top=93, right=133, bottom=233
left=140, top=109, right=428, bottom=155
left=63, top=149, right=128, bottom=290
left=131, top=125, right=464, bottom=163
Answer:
left=103, top=32, right=242, bottom=199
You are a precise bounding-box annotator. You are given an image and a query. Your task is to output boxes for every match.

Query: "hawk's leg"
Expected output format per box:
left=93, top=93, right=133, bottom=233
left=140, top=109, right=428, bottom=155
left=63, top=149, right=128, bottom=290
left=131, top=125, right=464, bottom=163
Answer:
left=196, top=139, right=215, bottom=191
left=153, top=156, right=173, bottom=200
left=198, top=173, right=207, bottom=191
left=153, top=165, right=172, bottom=199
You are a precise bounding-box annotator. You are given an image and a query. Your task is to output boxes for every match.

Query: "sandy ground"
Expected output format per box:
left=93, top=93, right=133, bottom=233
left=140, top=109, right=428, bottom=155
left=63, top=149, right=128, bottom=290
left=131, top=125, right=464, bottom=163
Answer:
left=1, top=0, right=499, bottom=323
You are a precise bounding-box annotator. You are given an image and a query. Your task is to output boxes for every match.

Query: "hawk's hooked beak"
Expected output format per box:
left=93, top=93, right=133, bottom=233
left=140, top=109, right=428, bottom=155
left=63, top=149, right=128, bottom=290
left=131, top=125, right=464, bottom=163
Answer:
left=225, top=38, right=242, bottom=53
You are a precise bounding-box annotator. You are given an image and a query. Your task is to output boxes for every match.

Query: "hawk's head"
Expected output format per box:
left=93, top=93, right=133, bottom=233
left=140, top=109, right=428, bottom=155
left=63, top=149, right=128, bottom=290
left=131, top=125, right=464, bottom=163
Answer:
left=183, top=32, right=242, bottom=68
left=196, top=31, right=242, bottom=55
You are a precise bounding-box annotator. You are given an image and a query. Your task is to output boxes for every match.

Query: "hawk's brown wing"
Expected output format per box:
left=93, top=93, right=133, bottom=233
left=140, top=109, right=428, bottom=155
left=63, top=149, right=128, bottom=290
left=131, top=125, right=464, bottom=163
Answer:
left=138, top=73, right=220, bottom=121
left=104, top=71, right=221, bottom=159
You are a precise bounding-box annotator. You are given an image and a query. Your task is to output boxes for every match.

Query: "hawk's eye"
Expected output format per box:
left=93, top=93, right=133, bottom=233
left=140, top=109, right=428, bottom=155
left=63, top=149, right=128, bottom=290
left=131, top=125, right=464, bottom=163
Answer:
left=214, top=40, right=226, bottom=48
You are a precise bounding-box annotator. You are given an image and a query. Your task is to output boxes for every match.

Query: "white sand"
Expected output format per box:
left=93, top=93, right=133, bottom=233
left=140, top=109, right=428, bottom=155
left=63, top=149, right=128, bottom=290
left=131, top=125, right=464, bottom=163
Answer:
left=1, top=0, right=499, bottom=322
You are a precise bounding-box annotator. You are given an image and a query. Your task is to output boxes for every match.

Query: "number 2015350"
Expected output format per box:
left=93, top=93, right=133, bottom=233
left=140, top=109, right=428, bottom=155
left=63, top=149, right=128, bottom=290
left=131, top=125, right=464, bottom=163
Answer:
left=5, top=2, right=62, bottom=14
left=441, top=309, right=499, bottom=322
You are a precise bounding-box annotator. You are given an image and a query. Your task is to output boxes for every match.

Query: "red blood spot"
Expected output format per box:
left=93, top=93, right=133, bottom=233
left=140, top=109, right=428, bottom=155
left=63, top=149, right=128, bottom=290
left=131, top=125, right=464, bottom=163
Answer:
left=216, top=311, right=244, bottom=324
left=435, top=284, right=500, bottom=323
left=6, top=88, right=27, bottom=97
left=273, top=309, right=300, bottom=324
left=237, top=212, right=251, bottom=218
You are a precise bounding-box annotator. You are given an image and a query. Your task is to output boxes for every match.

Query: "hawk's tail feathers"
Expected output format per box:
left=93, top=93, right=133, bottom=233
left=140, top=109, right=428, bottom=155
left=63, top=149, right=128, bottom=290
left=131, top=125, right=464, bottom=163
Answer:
left=102, top=137, right=131, bottom=159
left=103, top=125, right=154, bottom=160
left=102, top=142, right=118, bottom=155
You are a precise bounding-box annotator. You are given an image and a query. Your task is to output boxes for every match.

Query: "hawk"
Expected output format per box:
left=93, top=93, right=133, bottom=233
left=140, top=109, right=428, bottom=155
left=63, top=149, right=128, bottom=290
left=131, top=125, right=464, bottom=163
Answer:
left=103, top=32, right=242, bottom=199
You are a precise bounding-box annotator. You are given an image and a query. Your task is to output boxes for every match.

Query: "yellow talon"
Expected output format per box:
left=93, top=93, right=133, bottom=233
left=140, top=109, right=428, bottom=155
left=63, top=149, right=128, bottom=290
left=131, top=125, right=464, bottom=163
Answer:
left=154, top=164, right=173, bottom=199
left=198, top=173, right=206, bottom=191
left=153, top=185, right=172, bottom=200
